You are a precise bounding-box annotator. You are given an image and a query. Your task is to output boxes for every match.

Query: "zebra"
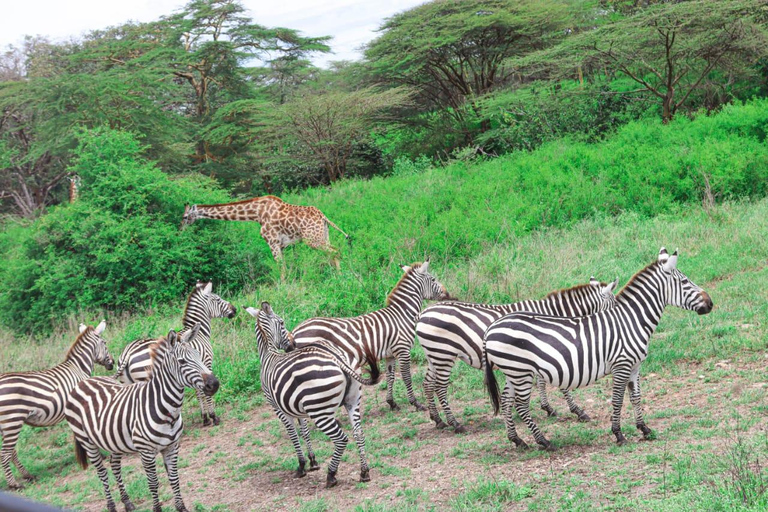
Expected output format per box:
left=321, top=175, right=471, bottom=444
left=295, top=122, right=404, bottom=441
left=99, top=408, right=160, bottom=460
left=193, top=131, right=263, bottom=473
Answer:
left=246, top=302, right=381, bottom=488
left=114, top=281, right=236, bottom=426
left=484, top=248, right=713, bottom=449
left=292, top=259, right=450, bottom=411
left=0, top=321, right=113, bottom=490
left=65, top=324, right=219, bottom=512
left=417, top=277, right=619, bottom=433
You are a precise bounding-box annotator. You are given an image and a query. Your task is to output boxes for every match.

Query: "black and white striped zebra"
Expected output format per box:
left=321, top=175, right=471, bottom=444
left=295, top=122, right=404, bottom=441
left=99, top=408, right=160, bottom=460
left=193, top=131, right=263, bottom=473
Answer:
left=246, top=302, right=381, bottom=488
left=66, top=325, right=219, bottom=512
left=114, top=281, right=235, bottom=426
left=484, top=248, right=713, bottom=449
left=0, top=321, right=113, bottom=489
left=417, top=277, right=619, bottom=433
left=292, top=259, right=450, bottom=411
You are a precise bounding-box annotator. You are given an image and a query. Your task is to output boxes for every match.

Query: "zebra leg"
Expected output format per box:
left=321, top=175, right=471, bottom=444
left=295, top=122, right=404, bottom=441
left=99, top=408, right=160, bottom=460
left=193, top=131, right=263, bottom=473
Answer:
left=345, top=383, right=371, bottom=482
left=299, top=419, right=319, bottom=471
left=11, top=451, right=34, bottom=482
left=628, top=366, right=652, bottom=440
left=206, top=394, right=220, bottom=426
left=85, top=444, right=118, bottom=512
left=196, top=389, right=211, bottom=426
left=161, top=442, right=187, bottom=512
left=423, top=366, right=446, bottom=429
left=396, top=349, right=426, bottom=411
left=139, top=451, right=163, bottom=512
left=313, top=415, right=349, bottom=488
left=560, top=389, right=591, bottom=422
left=513, top=375, right=552, bottom=450
left=1, top=418, right=24, bottom=489
left=277, top=413, right=308, bottom=477
left=385, top=357, right=399, bottom=410
left=109, top=454, right=135, bottom=512
left=536, top=377, right=557, bottom=417
left=502, top=378, right=527, bottom=449
left=434, top=362, right=464, bottom=433
left=610, top=366, right=631, bottom=445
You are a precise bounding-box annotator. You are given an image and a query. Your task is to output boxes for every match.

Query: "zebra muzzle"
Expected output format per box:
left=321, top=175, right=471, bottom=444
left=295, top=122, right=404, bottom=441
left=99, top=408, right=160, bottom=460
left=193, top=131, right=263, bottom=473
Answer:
left=697, top=291, right=713, bottom=315
left=202, top=374, right=220, bottom=396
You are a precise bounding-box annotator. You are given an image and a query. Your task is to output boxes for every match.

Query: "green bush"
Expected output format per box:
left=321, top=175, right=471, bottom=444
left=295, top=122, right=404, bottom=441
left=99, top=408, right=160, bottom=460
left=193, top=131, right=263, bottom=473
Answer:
left=0, top=128, right=271, bottom=333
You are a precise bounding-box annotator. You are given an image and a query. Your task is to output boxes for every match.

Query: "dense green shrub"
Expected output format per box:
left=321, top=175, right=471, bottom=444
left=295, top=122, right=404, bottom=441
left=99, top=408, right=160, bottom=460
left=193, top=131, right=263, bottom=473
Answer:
left=0, top=128, right=271, bottom=333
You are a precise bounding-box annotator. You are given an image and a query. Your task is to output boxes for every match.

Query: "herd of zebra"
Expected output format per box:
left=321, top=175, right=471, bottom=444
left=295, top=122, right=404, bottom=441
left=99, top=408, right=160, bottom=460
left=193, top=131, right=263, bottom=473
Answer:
left=0, top=247, right=712, bottom=511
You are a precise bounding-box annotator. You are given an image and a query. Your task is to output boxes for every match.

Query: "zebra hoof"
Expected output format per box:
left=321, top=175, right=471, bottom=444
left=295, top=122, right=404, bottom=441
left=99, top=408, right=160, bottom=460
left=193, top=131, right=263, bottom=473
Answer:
left=7, top=482, right=24, bottom=490
left=542, top=405, right=557, bottom=417
left=202, top=414, right=211, bottom=427
left=412, top=401, right=427, bottom=412
left=107, top=504, right=118, bottom=512
left=510, top=437, right=529, bottom=449
left=308, top=457, right=320, bottom=471
left=434, top=419, right=448, bottom=430
left=23, top=474, right=36, bottom=483
left=453, top=424, right=467, bottom=434
left=295, top=468, right=307, bottom=478
left=539, top=440, right=555, bottom=452
left=577, top=413, right=592, bottom=422
left=387, top=400, right=400, bottom=411
left=360, top=469, right=370, bottom=482
left=123, top=501, right=136, bottom=512
left=326, top=472, right=338, bottom=488
left=212, top=414, right=221, bottom=426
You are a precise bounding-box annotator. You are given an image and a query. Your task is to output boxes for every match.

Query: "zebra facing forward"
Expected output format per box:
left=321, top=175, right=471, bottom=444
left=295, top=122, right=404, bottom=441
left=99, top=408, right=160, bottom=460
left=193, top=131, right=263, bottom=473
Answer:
left=0, top=321, right=113, bottom=489
left=485, top=248, right=713, bottom=449
left=292, top=259, right=450, bottom=411
left=114, top=281, right=235, bottom=426
left=417, top=277, right=618, bottom=433
left=66, top=325, right=219, bottom=512
left=246, top=302, right=380, bottom=488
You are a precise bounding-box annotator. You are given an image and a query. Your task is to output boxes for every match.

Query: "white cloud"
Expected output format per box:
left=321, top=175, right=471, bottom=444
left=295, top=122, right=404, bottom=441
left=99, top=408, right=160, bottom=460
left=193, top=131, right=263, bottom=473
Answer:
left=0, top=0, right=425, bottom=67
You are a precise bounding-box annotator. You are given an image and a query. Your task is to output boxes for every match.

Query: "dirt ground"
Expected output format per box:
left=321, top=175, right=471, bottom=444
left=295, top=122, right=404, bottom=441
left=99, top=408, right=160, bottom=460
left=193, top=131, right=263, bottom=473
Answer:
left=16, top=354, right=768, bottom=511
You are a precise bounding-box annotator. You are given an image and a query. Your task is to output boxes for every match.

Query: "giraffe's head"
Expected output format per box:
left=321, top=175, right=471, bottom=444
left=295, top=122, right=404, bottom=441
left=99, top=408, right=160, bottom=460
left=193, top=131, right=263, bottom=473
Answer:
left=180, top=205, right=199, bottom=230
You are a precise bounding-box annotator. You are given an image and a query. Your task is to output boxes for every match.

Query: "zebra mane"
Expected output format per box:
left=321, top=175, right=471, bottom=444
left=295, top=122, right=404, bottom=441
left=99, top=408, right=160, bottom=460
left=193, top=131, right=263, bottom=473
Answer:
left=146, top=337, right=170, bottom=378
left=544, top=282, right=606, bottom=300
left=618, top=260, right=660, bottom=296
left=196, top=195, right=282, bottom=208
left=65, top=327, right=92, bottom=361
left=386, top=263, right=423, bottom=307
left=182, top=285, right=205, bottom=321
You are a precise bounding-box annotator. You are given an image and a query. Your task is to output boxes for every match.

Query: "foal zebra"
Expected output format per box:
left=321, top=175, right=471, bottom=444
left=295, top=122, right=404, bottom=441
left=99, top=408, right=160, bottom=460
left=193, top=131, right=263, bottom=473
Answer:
left=292, top=259, right=450, bottom=411
left=484, top=248, right=713, bottom=449
left=66, top=325, right=219, bottom=512
left=114, top=281, right=235, bottom=425
left=0, top=321, right=113, bottom=489
left=417, top=277, right=618, bottom=432
left=247, top=302, right=381, bottom=488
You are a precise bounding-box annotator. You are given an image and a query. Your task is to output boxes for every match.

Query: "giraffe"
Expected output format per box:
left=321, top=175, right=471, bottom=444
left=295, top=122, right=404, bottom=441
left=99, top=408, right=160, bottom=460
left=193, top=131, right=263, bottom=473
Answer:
left=181, top=196, right=351, bottom=267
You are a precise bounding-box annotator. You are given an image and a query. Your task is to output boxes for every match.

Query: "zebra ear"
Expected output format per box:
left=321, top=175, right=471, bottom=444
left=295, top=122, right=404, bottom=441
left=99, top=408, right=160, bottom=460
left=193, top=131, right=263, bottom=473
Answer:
left=180, top=323, right=201, bottom=343
left=663, top=251, right=679, bottom=272
left=95, top=320, right=106, bottom=335
left=260, top=301, right=273, bottom=315
left=399, top=264, right=411, bottom=273
left=202, top=282, right=213, bottom=295
left=79, top=323, right=87, bottom=333
left=244, top=306, right=260, bottom=318
left=658, top=247, right=669, bottom=263
left=589, top=276, right=600, bottom=286
left=607, top=277, right=619, bottom=293
left=167, top=330, right=178, bottom=346
left=419, top=260, right=430, bottom=274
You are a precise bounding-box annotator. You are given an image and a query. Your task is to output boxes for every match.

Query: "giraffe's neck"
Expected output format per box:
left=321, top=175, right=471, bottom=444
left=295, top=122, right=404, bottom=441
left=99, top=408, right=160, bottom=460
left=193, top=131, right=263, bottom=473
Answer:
left=196, top=197, right=278, bottom=224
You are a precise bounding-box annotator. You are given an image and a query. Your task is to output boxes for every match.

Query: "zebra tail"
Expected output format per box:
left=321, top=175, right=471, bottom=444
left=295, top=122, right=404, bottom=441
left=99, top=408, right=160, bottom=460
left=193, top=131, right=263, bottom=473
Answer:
left=360, top=347, right=381, bottom=386
left=74, top=437, right=89, bottom=469
left=484, top=356, right=501, bottom=416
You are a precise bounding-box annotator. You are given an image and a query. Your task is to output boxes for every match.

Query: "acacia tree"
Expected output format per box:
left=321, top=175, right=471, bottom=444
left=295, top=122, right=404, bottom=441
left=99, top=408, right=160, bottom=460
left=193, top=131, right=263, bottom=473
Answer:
left=365, top=0, right=578, bottom=113
left=522, top=0, right=768, bottom=123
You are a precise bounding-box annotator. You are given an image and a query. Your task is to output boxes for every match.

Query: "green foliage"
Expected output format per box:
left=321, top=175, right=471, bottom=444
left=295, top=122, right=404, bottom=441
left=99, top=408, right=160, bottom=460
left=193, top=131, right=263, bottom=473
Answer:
left=0, top=127, right=270, bottom=333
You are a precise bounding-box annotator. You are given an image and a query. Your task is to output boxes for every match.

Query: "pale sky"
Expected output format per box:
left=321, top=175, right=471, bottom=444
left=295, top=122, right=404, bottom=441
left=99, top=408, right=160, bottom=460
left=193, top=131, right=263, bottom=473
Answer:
left=0, top=0, right=425, bottom=67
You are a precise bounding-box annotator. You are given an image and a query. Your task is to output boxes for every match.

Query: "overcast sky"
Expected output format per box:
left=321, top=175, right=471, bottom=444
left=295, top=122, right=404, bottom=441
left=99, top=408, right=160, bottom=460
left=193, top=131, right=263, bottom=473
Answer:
left=0, top=0, right=425, bottom=67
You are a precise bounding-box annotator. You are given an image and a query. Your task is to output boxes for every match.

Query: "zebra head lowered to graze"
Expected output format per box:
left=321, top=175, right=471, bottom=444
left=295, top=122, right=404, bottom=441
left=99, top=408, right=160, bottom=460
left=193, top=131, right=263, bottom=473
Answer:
left=66, top=324, right=218, bottom=512
left=417, top=275, right=619, bottom=434
left=0, top=320, right=113, bottom=490
left=484, top=247, right=712, bottom=450
left=247, top=302, right=381, bottom=489
left=114, top=281, right=234, bottom=427
left=291, top=258, right=451, bottom=413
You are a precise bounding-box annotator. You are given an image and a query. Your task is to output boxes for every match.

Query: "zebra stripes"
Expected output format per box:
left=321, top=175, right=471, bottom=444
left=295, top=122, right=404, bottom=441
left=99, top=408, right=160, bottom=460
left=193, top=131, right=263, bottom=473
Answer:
left=114, top=281, right=236, bottom=425
left=0, top=321, right=113, bottom=489
left=417, top=277, right=619, bottom=432
left=66, top=325, right=219, bottom=512
left=292, top=259, right=450, bottom=411
left=246, top=302, right=380, bottom=488
left=484, top=248, right=713, bottom=449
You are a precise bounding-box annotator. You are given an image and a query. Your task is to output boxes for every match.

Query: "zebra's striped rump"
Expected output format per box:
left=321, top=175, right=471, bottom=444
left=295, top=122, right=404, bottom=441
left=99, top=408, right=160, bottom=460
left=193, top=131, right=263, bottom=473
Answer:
left=417, top=277, right=618, bottom=432
left=0, top=321, right=112, bottom=489
left=484, top=248, right=712, bottom=449
left=66, top=325, right=216, bottom=512
left=292, top=259, right=450, bottom=412
left=114, top=281, right=234, bottom=426
left=248, top=303, right=380, bottom=488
